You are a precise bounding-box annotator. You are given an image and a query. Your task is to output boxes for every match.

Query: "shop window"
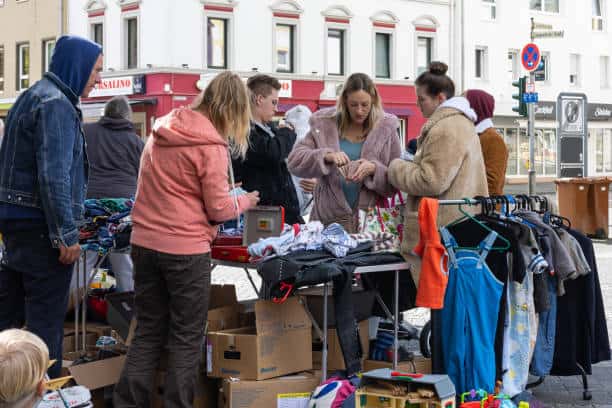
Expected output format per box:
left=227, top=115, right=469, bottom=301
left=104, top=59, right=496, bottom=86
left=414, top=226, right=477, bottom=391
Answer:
left=275, top=24, right=295, bottom=73
left=327, top=28, right=345, bottom=76
left=207, top=17, right=228, bottom=69
left=16, top=42, right=29, bottom=91
left=42, top=39, right=55, bottom=75
left=503, top=126, right=557, bottom=176
left=592, top=128, right=612, bottom=173
left=124, top=17, right=138, bottom=69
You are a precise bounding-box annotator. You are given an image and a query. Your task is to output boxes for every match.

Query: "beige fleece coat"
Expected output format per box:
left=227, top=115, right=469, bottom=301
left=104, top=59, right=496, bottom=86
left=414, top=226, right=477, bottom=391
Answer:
left=388, top=106, right=488, bottom=283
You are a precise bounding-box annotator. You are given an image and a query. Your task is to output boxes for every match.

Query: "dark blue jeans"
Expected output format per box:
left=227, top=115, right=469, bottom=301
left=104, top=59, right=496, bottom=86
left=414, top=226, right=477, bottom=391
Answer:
left=0, top=219, right=73, bottom=378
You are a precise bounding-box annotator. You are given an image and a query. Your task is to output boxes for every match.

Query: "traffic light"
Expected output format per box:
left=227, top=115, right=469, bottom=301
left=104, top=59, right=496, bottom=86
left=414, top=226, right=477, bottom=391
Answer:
left=512, top=76, right=527, bottom=117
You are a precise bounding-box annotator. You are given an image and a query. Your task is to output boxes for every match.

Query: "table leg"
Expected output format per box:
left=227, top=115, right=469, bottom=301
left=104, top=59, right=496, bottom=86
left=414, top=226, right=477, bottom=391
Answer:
left=322, top=282, right=329, bottom=382
left=243, top=267, right=260, bottom=298
left=393, top=269, right=399, bottom=370
left=74, top=255, right=80, bottom=352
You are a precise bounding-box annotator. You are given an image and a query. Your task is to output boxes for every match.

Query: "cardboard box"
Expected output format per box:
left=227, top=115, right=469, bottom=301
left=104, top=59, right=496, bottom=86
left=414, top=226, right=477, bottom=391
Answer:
left=312, top=319, right=370, bottom=371
left=62, top=331, right=98, bottom=353
left=220, top=372, right=320, bottom=408
left=207, top=297, right=312, bottom=380
left=207, top=285, right=241, bottom=332
left=152, top=369, right=219, bottom=408
left=363, top=356, right=432, bottom=374
left=65, top=354, right=126, bottom=390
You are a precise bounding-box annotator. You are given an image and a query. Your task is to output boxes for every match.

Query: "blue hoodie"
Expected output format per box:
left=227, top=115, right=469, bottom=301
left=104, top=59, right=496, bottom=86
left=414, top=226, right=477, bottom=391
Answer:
left=0, top=36, right=102, bottom=222
left=49, top=35, right=102, bottom=98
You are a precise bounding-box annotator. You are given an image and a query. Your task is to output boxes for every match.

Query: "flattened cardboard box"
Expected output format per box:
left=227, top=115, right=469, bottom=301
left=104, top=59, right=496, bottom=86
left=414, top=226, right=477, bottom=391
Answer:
left=67, top=355, right=126, bottom=390
left=207, top=297, right=312, bottom=380
left=312, top=319, right=370, bottom=371
left=221, top=371, right=320, bottom=408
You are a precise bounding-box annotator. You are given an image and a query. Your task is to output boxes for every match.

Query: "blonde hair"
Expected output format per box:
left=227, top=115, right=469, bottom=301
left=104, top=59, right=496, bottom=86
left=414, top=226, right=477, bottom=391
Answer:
left=191, top=71, right=251, bottom=157
left=0, top=329, right=49, bottom=407
left=336, top=73, right=384, bottom=137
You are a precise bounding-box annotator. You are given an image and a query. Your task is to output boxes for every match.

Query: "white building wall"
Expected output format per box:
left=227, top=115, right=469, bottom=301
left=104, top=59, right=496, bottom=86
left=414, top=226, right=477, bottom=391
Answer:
left=67, top=0, right=452, bottom=82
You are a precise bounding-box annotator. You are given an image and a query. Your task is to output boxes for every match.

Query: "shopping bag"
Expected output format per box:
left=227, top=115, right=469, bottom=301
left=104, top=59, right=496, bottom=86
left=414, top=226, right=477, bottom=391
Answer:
left=360, top=192, right=406, bottom=251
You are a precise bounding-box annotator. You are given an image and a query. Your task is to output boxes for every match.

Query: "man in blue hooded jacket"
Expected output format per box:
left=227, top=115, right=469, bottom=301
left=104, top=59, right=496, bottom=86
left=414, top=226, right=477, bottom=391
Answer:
left=0, top=36, right=103, bottom=377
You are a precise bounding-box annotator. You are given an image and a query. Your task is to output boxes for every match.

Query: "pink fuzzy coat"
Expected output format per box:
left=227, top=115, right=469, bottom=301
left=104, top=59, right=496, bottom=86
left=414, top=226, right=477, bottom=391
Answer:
left=287, top=107, right=401, bottom=232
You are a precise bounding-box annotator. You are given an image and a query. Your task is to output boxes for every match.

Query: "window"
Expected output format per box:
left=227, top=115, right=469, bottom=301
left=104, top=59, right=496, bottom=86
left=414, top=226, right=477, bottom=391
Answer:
left=42, top=39, right=55, bottom=75
left=475, top=47, right=487, bottom=79
left=529, top=0, right=559, bottom=13
left=507, top=50, right=519, bottom=81
left=502, top=126, right=557, bottom=176
left=482, top=0, right=496, bottom=20
left=569, top=53, right=580, bottom=86
left=16, top=43, right=29, bottom=91
left=375, top=32, right=391, bottom=78
left=207, top=17, right=228, bottom=69
left=601, top=56, right=610, bottom=88
left=275, top=24, right=295, bottom=73
left=593, top=0, right=604, bottom=31
left=0, top=46, right=4, bottom=93
left=92, top=23, right=104, bottom=48
left=327, top=28, right=345, bottom=76
left=535, top=53, right=549, bottom=81
left=125, top=17, right=138, bottom=69
left=416, top=37, right=432, bottom=75
left=591, top=128, right=612, bottom=173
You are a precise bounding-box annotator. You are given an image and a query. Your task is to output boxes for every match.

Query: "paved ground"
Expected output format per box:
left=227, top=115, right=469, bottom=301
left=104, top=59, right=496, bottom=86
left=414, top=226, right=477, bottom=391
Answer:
left=211, top=237, right=612, bottom=407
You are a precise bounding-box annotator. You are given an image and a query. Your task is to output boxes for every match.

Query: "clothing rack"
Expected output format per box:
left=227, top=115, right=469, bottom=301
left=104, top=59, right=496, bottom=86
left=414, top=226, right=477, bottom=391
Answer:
left=433, top=196, right=592, bottom=401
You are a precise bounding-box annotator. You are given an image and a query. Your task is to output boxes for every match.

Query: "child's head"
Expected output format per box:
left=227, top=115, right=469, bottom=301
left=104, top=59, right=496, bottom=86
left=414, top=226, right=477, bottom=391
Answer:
left=0, top=329, right=49, bottom=407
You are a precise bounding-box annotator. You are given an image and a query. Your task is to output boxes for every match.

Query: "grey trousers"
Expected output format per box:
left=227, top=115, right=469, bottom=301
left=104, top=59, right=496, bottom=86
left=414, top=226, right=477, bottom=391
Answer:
left=113, top=245, right=211, bottom=408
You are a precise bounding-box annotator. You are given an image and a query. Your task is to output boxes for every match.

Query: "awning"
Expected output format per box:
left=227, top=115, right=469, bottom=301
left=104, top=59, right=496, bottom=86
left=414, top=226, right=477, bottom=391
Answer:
left=80, top=98, right=157, bottom=118
left=384, top=106, right=414, bottom=117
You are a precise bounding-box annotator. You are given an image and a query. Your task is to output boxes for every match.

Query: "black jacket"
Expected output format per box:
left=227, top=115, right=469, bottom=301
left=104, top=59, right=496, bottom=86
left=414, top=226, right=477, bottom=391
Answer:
left=232, top=122, right=301, bottom=224
left=83, top=116, right=144, bottom=199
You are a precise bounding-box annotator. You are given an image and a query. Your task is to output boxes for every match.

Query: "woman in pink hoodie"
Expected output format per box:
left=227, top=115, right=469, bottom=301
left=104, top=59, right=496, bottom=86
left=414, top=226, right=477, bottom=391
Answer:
left=114, top=72, right=259, bottom=408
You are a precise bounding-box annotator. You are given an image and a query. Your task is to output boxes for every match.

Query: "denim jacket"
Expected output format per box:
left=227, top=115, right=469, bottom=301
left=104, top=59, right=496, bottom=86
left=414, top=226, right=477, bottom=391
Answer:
left=0, top=72, right=88, bottom=247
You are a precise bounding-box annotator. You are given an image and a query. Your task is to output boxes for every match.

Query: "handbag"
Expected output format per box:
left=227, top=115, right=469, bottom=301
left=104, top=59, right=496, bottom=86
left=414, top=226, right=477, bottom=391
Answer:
left=360, top=191, right=406, bottom=251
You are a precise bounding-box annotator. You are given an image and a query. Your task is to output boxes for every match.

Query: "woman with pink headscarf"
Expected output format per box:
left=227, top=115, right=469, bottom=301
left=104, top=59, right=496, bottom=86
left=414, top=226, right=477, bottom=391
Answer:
left=465, top=89, right=508, bottom=196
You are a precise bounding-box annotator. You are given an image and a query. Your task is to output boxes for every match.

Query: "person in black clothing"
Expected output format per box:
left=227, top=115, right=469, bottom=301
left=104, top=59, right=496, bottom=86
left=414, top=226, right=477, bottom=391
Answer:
left=81, top=95, right=144, bottom=292
left=232, top=74, right=302, bottom=224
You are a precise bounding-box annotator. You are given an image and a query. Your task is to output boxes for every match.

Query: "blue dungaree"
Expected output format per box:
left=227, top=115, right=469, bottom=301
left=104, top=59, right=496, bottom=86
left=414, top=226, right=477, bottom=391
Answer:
left=440, top=227, right=504, bottom=393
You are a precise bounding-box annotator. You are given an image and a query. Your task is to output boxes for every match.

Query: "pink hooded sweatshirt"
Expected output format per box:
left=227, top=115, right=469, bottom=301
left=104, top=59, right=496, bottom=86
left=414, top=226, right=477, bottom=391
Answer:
left=130, top=107, right=252, bottom=255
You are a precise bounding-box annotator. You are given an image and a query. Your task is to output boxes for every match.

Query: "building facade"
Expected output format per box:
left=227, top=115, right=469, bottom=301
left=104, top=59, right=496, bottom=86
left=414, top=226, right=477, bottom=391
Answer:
left=0, top=0, right=66, bottom=117
left=67, top=0, right=456, bottom=140
left=455, top=0, right=612, bottom=182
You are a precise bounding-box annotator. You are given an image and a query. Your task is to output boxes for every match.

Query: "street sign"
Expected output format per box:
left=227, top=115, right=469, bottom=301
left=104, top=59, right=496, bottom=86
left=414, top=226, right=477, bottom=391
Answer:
left=522, top=92, right=539, bottom=103
left=532, top=30, right=564, bottom=39
left=532, top=22, right=553, bottom=30
left=521, top=43, right=541, bottom=72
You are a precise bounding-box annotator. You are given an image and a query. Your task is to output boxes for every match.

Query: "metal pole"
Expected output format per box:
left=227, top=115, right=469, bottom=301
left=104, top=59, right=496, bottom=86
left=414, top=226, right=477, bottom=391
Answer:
left=322, top=282, right=328, bottom=382
left=528, top=70, right=536, bottom=195
left=82, top=251, right=87, bottom=352
left=74, top=255, right=80, bottom=352
left=393, top=269, right=399, bottom=370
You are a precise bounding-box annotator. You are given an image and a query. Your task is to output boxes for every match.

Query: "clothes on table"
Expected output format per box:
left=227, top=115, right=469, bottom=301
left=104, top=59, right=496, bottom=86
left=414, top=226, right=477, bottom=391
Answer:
left=247, top=221, right=358, bottom=258
left=79, top=198, right=134, bottom=254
